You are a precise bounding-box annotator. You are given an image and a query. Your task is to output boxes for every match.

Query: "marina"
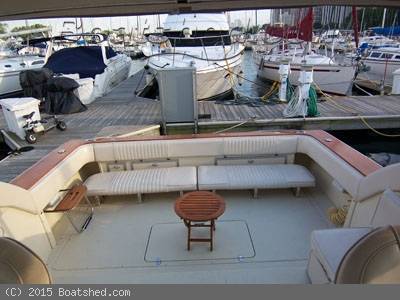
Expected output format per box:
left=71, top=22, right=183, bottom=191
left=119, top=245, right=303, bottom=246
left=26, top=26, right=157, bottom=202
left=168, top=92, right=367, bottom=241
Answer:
left=0, top=1, right=400, bottom=285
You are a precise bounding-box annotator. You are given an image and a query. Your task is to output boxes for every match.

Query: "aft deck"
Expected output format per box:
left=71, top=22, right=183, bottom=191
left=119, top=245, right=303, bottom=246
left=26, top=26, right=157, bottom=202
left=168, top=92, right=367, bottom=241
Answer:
left=48, top=189, right=333, bottom=283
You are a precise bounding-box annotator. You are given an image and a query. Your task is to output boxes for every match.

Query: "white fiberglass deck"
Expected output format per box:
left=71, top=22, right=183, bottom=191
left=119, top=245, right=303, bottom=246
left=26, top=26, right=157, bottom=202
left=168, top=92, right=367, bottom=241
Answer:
left=48, top=189, right=333, bottom=283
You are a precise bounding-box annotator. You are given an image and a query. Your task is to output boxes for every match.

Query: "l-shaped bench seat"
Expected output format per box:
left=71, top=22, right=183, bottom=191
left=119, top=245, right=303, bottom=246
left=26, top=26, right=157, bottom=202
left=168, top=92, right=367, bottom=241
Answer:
left=83, top=164, right=316, bottom=201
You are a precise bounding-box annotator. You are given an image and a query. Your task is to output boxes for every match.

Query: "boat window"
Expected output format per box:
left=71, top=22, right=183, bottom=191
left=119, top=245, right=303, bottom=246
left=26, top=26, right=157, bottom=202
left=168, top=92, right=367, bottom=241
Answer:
left=369, top=52, right=381, bottom=58
left=381, top=53, right=393, bottom=59
left=164, top=30, right=231, bottom=47
left=32, top=60, right=45, bottom=65
left=395, top=55, right=400, bottom=60
left=4, top=64, right=11, bottom=68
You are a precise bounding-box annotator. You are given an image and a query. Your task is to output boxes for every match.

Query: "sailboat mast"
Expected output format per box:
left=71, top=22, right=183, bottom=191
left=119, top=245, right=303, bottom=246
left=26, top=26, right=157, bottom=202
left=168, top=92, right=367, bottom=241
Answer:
left=352, top=6, right=359, bottom=48
left=382, top=8, right=387, bottom=28
left=137, top=16, right=140, bottom=36
left=360, top=8, right=366, bottom=33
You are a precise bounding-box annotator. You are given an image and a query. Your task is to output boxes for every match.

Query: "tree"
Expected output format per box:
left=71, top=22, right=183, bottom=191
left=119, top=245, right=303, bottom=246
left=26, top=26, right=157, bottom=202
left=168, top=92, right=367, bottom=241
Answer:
left=0, top=23, right=7, bottom=34
left=11, top=23, right=47, bottom=33
left=101, top=29, right=113, bottom=37
left=10, top=23, right=47, bottom=40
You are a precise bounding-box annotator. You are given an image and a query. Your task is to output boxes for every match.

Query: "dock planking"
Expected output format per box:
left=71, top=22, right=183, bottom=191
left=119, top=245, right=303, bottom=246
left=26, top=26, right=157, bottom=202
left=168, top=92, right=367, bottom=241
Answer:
left=1, top=67, right=400, bottom=182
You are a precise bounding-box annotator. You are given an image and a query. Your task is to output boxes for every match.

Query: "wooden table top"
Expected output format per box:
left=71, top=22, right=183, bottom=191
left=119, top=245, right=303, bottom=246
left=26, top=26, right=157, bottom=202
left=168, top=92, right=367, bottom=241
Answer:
left=53, top=184, right=87, bottom=212
left=174, top=191, right=225, bottom=222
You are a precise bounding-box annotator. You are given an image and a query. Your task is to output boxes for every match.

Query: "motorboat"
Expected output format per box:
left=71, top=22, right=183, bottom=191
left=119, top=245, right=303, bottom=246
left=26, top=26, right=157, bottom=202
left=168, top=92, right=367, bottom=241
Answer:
left=142, top=13, right=244, bottom=100
left=0, top=54, right=46, bottom=97
left=359, top=35, right=398, bottom=50
left=357, top=47, right=400, bottom=89
left=255, top=47, right=356, bottom=95
left=0, top=130, right=399, bottom=283
left=41, top=34, right=132, bottom=103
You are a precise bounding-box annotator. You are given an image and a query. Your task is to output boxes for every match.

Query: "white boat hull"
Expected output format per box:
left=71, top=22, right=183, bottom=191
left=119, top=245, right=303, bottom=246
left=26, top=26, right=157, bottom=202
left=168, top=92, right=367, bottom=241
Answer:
left=0, top=56, right=45, bottom=96
left=255, top=55, right=355, bottom=95
left=92, top=54, right=132, bottom=99
left=148, top=51, right=243, bottom=100
left=196, top=58, right=242, bottom=100
left=360, top=58, right=400, bottom=87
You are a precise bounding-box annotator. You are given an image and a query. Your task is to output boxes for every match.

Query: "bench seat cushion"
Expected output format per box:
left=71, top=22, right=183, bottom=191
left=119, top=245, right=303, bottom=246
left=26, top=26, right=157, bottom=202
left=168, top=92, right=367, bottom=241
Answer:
left=85, top=167, right=197, bottom=196
left=197, top=164, right=316, bottom=190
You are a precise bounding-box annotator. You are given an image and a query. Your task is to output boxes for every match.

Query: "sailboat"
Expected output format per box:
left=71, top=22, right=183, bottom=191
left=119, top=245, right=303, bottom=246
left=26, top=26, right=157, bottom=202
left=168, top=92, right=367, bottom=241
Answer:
left=255, top=8, right=356, bottom=95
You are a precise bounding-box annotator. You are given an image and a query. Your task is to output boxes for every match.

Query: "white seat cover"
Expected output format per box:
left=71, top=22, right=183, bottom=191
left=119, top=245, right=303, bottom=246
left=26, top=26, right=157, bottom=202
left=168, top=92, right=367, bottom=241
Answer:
left=371, top=189, right=400, bottom=227
left=198, top=164, right=315, bottom=190
left=85, top=167, right=197, bottom=196
left=310, top=228, right=372, bottom=281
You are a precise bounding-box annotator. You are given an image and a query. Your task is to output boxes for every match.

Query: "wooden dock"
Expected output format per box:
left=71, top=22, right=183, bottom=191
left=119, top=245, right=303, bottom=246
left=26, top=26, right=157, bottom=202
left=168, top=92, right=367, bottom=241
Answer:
left=1, top=68, right=400, bottom=182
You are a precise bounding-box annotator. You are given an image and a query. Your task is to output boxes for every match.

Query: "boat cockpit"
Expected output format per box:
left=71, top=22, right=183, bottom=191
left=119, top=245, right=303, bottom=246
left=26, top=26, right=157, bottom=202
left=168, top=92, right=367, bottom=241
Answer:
left=0, top=130, right=399, bottom=283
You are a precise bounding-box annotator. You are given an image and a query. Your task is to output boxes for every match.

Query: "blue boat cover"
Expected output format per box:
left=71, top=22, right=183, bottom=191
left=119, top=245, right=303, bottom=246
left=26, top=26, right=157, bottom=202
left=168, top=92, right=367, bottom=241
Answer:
left=371, top=26, right=400, bottom=36
left=44, top=46, right=117, bottom=79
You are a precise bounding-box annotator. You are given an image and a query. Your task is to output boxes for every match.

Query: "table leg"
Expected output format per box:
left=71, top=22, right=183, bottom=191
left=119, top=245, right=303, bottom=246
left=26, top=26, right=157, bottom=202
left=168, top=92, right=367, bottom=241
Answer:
left=210, top=220, right=214, bottom=251
left=187, top=220, right=191, bottom=251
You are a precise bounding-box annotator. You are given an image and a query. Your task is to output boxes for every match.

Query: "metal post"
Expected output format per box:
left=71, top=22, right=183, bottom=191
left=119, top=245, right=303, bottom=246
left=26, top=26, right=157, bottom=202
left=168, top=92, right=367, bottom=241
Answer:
left=299, top=65, right=314, bottom=117
left=278, top=59, right=290, bottom=102
left=392, top=69, right=400, bottom=95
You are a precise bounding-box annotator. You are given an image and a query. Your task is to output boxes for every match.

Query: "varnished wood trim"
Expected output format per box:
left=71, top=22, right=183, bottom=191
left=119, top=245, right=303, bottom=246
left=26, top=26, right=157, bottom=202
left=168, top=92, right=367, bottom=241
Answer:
left=10, top=139, right=87, bottom=190
left=10, top=130, right=381, bottom=190
left=305, top=130, right=381, bottom=176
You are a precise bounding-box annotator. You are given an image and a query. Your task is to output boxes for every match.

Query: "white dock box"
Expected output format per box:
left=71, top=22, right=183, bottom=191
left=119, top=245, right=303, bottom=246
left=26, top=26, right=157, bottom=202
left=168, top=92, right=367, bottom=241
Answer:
left=0, top=97, right=41, bottom=139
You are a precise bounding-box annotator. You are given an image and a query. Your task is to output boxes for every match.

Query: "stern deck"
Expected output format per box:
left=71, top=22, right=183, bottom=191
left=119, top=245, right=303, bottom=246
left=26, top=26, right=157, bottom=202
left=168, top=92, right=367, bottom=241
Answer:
left=48, top=189, right=333, bottom=283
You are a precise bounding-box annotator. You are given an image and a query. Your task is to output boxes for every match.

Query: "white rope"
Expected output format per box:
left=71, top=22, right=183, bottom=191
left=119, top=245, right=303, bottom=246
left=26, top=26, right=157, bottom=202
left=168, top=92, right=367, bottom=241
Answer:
left=283, top=87, right=307, bottom=118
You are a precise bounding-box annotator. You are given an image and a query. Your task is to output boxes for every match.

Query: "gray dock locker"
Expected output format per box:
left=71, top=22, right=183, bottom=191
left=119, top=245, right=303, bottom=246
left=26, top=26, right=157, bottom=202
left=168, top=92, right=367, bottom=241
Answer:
left=156, top=66, right=198, bottom=132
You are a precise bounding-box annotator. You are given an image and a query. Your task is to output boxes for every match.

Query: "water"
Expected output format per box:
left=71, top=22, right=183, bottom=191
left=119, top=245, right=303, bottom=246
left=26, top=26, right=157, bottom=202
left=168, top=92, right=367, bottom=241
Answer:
left=235, top=50, right=271, bottom=98
left=330, top=129, right=400, bottom=155
left=0, top=137, right=11, bottom=161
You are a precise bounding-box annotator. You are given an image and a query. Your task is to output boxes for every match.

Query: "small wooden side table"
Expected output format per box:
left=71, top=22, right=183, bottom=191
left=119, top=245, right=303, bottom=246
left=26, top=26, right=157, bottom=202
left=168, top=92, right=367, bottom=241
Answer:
left=174, top=191, right=225, bottom=251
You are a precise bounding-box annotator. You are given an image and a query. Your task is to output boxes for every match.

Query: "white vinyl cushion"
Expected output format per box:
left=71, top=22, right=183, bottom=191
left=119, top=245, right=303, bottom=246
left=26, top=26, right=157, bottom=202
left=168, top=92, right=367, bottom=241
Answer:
left=84, top=167, right=197, bottom=196
left=197, top=164, right=315, bottom=190
left=310, top=228, right=372, bottom=281
left=371, top=189, right=400, bottom=227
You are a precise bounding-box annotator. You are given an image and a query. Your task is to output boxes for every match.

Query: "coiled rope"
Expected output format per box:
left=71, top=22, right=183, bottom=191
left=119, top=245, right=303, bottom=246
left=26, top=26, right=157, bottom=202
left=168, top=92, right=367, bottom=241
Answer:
left=283, top=85, right=319, bottom=118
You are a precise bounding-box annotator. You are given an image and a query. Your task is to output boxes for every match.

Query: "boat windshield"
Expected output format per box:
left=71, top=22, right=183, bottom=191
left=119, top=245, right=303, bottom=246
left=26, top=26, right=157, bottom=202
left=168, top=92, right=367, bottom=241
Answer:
left=163, top=30, right=231, bottom=47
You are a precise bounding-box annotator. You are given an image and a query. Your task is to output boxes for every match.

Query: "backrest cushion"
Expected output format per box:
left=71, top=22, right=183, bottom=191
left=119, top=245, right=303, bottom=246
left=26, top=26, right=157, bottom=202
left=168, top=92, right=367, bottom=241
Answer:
left=93, top=136, right=299, bottom=162
left=371, top=189, right=400, bottom=227
left=335, top=225, right=400, bottom=284
left=223, top=136, right=298, bottom=156
left=355, top=163, right=400, bottom=202
left=30, top=144, right=94, bottom=210
left=297, top=135, right=363, bottom=197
